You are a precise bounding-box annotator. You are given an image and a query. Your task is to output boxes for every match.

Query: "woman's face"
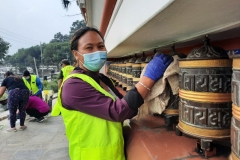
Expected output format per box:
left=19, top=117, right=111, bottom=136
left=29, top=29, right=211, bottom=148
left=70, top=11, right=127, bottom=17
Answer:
left=73, top=31, right=106, bottom=69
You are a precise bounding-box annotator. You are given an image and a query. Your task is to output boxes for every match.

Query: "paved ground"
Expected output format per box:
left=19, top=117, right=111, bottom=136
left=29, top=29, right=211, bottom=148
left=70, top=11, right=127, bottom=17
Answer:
left=0, top=98, right=69, bottom=160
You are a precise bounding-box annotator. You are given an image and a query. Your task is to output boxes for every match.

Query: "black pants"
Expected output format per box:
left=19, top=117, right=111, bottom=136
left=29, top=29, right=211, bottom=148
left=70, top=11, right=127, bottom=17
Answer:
left=26, top=108, right=49, bottom=119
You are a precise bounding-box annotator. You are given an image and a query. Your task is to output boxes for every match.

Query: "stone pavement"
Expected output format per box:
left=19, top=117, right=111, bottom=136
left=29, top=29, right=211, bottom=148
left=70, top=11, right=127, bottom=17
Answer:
left=0, top=99, right=69, bottom=160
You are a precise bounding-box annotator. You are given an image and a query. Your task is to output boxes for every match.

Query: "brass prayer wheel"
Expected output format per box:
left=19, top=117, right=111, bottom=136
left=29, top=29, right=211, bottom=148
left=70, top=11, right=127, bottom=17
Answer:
left=163, top=46, right=186, bottom=117
left=114, top=61, right=120, bottom=85
left=126, top=56, right=137, bottom=91
left=108, top=62, right=115, bottom=81
left=229, top=52, right=240, bottom=160
left=177, top=37, right=232, bottom=140
left=118, top=60, right=125, bottom=87
left=122, top=59, right=130, bottom=90
left=132, top=54, right=146, bottom=86
left=140, top=56, right=153, bottom=72
left=115, top=60, right=122, bottom=86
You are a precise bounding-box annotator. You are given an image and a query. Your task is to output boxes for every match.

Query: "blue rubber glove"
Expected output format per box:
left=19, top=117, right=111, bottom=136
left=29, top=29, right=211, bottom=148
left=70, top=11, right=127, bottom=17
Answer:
left=143, top=53, right=173, bottom=82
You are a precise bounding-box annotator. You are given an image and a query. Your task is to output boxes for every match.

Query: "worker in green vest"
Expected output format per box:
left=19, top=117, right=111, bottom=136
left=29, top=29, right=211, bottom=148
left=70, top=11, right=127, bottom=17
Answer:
left=52, top=27, right=172, bottom=160
left=22, top=70, right=43, bottom=99
left=58, top=59, right=74, bottom=89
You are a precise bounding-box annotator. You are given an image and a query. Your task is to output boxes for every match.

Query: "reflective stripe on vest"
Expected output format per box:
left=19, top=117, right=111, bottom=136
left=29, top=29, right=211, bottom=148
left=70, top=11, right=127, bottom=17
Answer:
left=52, top=73, right=125, bottom=160
left=23, top=75, right=38, bottom=94
left=61, top=65, right=74, bottom=80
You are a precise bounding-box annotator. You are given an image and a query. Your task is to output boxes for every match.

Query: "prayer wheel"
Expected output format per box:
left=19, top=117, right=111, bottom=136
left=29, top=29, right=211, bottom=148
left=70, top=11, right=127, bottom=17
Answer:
left=229, top=51, right=240, bottom=160
left=122, top=59, right=130, bottom=91
left=108, top=62, right=114, bottom=81
left=163, top=47, right=187, bottom=128
left=108, top=62, right=114, bottom=80
left=118, top=60, right=124, bottom=87
left=126, top=56, right=137, bottom=91
left=115, top=60, right=121, bottom=86
left=163, top=45, right=187, bottom=116
left=177, top=37, right=232, bottom=141
left=140, top=55, right=153, bottom=73
left=132, top=54, right=146, bottom=86
left=113, top=61, right=118, bottom=81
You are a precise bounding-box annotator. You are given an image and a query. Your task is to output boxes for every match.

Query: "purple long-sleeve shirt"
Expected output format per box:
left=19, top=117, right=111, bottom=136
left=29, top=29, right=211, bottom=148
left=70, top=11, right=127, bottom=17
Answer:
left=61, top=68, right=143, bottom=122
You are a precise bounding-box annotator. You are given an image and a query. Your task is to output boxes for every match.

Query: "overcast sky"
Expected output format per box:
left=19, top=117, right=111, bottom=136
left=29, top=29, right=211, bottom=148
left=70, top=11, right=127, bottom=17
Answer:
left=0, top=0, right=83, bottom=55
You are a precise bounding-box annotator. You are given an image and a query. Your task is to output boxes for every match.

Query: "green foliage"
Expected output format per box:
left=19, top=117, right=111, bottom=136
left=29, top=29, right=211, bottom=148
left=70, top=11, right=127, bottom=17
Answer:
left=69, top=20, right=86, bottom=36
left=43, top=74, right=59, bottom=93
left=2, top=20, right=84, bottom=71
left=43, top=41, right=72, bottom=66
left=43, top=80, right=58, bottom=93
left=50, top=32, right=69, bottom=43
left=3, top=45, right=42, bottom=73
left=0, top=37, right=10, bottom=61
left=0, top=93, right=8, bottom=101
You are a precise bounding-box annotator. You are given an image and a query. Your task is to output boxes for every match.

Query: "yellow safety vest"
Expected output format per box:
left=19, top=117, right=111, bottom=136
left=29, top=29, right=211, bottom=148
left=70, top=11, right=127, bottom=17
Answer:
left=61, top=65, right=74, bottom=80
left=52, top=73, right=125, bottom=160
left=23, top=75, right=39, bottom=94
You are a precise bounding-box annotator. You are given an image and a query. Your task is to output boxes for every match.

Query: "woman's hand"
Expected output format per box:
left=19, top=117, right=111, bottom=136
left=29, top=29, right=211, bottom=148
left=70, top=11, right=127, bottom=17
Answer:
left=143, top=53, right=173, bottom=82
left=135, top=53, right=173, bottom=99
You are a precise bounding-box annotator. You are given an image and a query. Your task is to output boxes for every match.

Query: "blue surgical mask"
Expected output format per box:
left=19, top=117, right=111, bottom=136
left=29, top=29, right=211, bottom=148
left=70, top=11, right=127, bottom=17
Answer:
left=76, top=50, right=107, bottom=72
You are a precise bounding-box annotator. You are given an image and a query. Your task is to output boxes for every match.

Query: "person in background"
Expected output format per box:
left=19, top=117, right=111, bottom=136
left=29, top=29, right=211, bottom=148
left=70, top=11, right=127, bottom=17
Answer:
left=0, top=71, right=29, bottom=132
left=26, top=95, right=50, bottom=123
left=22, top=70, right=43, bottom=99
left=52, top=27, right=173, bottom=160
left=58, top=59, right=74, bottom=89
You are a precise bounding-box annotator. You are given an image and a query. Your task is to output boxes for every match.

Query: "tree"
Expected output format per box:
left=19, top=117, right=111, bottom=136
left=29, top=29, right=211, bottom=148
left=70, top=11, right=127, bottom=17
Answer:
left=69, top=20, right=86, bottom=36
left=43, top=42, right=71, bottom=64
left=0, top=37, right=10, bottom=60
left=50, top=32, right=69, bottom=43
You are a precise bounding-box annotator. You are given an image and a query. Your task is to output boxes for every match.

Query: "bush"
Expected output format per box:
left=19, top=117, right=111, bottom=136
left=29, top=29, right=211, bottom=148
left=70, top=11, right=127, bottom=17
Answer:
left=43, top=81, right=58, bottom=93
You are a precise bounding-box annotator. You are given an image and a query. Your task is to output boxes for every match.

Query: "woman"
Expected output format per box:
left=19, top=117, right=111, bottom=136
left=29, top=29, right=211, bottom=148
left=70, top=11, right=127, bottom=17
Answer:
left=26, top=95, right=50, bottom=122
left=0, top=71, right=29, bottom=132
left=52, top=27, right=173, bottom=160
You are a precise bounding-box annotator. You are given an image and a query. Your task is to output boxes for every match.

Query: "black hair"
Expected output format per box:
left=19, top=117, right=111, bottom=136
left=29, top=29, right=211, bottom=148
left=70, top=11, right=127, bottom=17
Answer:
left=70, top=27, right=104, bottom=51
left=4, top=71, right=14, bottom=77
left=4, top=71, right=22, bottom=81
left=61, top=59, right=70, bottom=65
left=23, top=70, right=30, bottom=76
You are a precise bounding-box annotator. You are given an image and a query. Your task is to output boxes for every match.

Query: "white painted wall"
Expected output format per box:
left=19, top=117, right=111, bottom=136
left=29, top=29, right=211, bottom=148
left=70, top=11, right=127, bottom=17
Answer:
left=91, top=0, right=105, bottom=29
left=104, top=0, right=174, bottom=53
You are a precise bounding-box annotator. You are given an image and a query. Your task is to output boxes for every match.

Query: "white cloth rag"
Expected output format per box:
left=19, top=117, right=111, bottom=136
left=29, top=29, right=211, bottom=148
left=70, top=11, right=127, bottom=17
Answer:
left=137, top=55, right=180, bottom=117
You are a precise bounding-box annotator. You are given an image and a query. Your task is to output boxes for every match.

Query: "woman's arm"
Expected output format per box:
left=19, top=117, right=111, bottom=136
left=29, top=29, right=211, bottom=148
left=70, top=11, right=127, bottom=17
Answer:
left=0, top=86, right=6, bottom=98
left=61, top=78, right=142, bottom=122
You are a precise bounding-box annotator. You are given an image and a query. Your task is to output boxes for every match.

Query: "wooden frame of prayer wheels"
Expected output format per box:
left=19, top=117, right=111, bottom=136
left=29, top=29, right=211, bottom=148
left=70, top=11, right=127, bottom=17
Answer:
left=230, top=57, right=240, bottom=160
left=177, top=59, right=232, bottom=139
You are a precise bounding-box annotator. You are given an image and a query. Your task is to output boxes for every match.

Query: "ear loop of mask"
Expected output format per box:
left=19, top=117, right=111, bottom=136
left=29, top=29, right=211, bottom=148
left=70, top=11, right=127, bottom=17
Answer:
left=75, top=50, right=84, bottom=67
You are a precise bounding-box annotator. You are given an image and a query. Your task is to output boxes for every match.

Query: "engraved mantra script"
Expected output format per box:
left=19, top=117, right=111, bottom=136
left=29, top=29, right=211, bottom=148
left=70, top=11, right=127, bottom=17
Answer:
left=231, top=117, right=240, bottom=156
left=179, top=73, right=231, bottom=93
left=232, top=71, right=240, bottom=106
left=179, top=101, right=231, bottom=128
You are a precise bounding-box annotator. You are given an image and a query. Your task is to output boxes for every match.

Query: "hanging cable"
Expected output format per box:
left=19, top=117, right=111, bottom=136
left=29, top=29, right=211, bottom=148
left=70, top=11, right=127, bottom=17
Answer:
left=0, top=27, right=39, bottom=42
left=0, top=31, right=37, bottom=44
left=0, top=36, right=37, bottom=45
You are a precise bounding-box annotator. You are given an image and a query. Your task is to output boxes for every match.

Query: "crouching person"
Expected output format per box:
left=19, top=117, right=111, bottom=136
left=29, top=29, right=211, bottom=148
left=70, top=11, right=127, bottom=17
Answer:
left=26, top=95, right=50, bottom=122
